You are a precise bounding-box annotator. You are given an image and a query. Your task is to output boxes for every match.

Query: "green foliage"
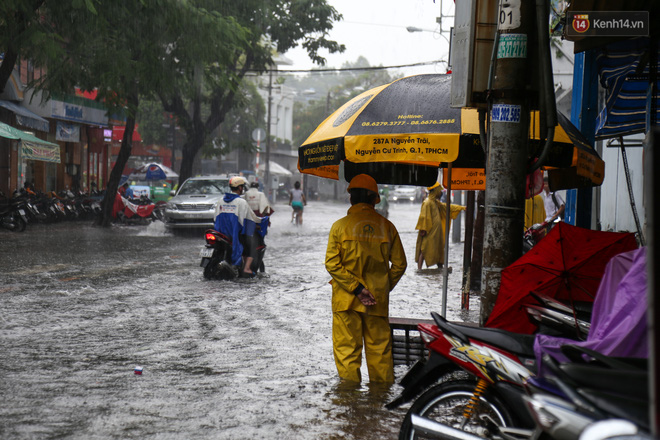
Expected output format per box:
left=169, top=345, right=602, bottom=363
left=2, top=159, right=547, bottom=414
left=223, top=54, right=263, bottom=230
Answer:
left=204, top=80, right=266, bottom=157
left=6, top=0, right=344, bottom=186
left=137, top=99, right=170, bottom=146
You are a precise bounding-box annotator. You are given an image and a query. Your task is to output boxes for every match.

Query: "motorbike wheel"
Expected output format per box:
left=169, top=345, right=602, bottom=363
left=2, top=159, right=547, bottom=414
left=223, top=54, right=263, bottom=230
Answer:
left=204, top=259, right=238, bottom=280
left=12, top=215, right=27, bottom=232
left=399, top=379, right=514, bottom=440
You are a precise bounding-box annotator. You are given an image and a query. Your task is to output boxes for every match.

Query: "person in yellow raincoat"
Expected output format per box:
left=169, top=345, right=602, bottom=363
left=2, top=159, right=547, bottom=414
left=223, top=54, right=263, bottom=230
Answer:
left=524, top=194, right=546, bottom=229
left=325, top=174, right=407, bottom=383
left=415, top=182, right=466, bottom=270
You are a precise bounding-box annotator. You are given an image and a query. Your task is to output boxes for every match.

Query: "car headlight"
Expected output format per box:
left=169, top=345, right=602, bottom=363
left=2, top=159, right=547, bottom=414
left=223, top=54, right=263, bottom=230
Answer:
left=165, top=202, right=175, bottom=210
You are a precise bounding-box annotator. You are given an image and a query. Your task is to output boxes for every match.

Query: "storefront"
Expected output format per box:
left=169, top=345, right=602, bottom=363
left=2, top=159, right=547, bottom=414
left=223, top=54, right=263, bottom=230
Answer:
left=0, top=99, right=55, bottom=194
left=0, top=121, right=60, bottom=194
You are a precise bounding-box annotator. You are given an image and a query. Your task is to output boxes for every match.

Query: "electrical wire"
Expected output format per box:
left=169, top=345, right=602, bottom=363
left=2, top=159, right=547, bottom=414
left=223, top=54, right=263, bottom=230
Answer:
left=246, top=59, right=448, bottom=75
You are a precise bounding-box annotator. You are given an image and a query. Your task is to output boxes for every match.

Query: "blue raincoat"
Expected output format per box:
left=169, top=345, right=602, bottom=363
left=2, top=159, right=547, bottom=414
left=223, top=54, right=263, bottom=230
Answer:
left=214, top=193, right=268, bottom=266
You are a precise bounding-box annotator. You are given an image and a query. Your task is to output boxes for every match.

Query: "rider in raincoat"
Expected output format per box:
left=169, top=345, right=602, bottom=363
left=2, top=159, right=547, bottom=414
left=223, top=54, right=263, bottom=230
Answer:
left=325, top=174, right=407, bottom=383
left=214, top=176, right=267, bottom=277
left=415, top=182, right=465, bottom=270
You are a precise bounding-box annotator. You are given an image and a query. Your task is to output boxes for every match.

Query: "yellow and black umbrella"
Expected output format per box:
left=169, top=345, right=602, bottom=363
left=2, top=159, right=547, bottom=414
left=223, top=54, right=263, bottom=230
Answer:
left=298, top=74, right=604, bottom=189
left=454, top=109, right=605, bottom=191
left=298, top=74, right=469, bottom=186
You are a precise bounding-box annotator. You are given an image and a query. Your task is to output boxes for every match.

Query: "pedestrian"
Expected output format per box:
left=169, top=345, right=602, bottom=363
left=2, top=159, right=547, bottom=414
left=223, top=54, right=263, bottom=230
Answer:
left=542, top=175, right=565, bottom=223
left=524, top=194, right=546, bottom=229
left=214, top=176, right=264, bottom=277
left=325, top=174, right=407, bottom=383
left=120, top=182, right=134, bottom=199
left=289, top=181, right=306, bottom=225
left=415, top=182, right=466, bottom=270
left=245, top=181, right=273, bottom=217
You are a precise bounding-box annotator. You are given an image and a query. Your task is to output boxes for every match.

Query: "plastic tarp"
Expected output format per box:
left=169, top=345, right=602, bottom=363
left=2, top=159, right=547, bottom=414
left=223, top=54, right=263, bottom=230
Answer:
left=534, top=247, right=648, bottom=373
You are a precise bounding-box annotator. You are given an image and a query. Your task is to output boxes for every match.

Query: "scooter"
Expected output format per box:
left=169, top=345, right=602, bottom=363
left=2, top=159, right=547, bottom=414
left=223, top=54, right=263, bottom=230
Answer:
left=523, top=345, right=649, bottom=440
left=0, top=190, right=29, bottom=231
left=523, top=292, right=592, bottom=340
left=200, top=229, right=266, bottom=280
left=523, top=221, right=554, bottom=253
left=387, top=311, right=538, bottom=440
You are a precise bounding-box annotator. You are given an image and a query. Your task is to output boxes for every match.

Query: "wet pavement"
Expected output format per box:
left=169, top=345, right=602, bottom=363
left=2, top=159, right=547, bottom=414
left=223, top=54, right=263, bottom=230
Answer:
left=0, top=199, right=479, bottom=439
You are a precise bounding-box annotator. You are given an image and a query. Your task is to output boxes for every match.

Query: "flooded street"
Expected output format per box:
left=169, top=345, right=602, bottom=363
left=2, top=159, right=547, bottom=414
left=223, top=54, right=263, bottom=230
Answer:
left=0, top=199, right=478, bottom=439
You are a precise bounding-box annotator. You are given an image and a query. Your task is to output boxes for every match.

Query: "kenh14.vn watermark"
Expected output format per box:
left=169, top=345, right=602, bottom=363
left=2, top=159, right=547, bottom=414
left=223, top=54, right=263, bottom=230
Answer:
left=566, top=11, right=649, bottom=37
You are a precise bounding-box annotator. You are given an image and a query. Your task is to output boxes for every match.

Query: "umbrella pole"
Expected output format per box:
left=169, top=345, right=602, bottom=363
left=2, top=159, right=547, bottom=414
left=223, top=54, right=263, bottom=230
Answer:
left=442, top=164, right=453, bottom=317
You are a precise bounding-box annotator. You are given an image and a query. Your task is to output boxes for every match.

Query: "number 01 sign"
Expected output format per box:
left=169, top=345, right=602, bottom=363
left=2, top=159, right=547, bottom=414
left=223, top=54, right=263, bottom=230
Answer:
left=498, top=0, right=521, bottom=31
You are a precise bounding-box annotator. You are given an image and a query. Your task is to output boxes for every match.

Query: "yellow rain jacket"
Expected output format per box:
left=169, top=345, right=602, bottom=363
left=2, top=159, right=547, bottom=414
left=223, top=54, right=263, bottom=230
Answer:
left=415, top=189, right=465, bottom=267
left=524, top=194, right=546, bottom=229
left=325, top=203, right=407, bottom=318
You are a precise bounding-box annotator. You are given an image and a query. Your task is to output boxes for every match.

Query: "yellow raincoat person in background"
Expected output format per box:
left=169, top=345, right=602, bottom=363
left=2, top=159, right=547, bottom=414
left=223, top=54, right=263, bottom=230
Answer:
left=325, top=174, right=407, bottom=383
left=415, top=182, right=466, bottom=270
left=524, top=194, right=546, bottom=229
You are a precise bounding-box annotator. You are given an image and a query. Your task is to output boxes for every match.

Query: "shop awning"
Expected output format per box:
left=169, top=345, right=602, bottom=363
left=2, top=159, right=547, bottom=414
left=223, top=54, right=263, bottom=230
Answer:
left=264, top=161, right=292, bottom=177
left=595, top=37, right=660, bottom=139
left=0, top=99, right=50, bottom=133
left=0, top=121, right=60, bottom=163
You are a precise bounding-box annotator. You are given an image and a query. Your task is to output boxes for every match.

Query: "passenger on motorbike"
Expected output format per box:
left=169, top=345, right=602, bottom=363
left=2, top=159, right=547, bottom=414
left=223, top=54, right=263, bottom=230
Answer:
left=214, top=176, right=267, bottom=277
left=245, top=181, right=273, bottom=217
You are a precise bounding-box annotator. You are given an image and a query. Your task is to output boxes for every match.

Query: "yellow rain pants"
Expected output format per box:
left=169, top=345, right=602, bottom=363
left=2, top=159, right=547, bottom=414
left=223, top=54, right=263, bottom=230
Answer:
left=332, top=310, right=394, bottom=383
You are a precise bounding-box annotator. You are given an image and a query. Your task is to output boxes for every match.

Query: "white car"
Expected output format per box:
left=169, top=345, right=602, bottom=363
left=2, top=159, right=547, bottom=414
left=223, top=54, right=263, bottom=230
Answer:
left=163, top=175, right=231, bottom=230
left=390, top=185, right=418, bottom=203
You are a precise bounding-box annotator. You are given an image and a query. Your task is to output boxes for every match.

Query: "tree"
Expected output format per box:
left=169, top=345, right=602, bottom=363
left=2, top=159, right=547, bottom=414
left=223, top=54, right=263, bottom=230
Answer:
left=36, top=0, right=247, bottom=226
left=159, top=0, right=345, bottom=185
left=204, top=80, right=266, bottom=162
left=0, top=0, right=47, bottom=94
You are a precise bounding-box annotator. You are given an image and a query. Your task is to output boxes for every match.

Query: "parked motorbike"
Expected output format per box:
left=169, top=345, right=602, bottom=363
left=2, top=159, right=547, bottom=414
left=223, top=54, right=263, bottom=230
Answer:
left=387, top=311, right=539, bottom=440
left=387, top=302, right=591, bottom=439
left=114, top=193, right=159, bottom=225
left=0, top=206, right=27, bottom=232
left=200, top=229, right=266, bottom=280
left=523, top=345, right=649, bottom=440
left=0, top=190, right=29, bottom=231
left=523, top=292, right=592, bottom=340
left=523, top=220, right=554, bottom=253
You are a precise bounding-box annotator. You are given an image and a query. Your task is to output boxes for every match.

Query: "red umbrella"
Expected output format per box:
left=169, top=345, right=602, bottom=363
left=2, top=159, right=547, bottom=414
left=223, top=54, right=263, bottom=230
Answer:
left=485, top=222, right=638, bottom=334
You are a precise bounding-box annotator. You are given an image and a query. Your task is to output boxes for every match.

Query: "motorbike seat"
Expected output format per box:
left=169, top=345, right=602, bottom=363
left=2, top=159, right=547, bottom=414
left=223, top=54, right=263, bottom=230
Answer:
left=578, top=388, right=649, bottom=431
left=559, top=362, right=648, bottom=399
left=431, top=311, right=536, bottom=357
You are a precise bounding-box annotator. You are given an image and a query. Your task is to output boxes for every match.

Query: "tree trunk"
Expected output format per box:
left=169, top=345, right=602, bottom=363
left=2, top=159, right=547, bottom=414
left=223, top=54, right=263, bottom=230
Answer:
left=0, top=48, right=19, bottom=95
left=177, top=130, right=205, bottom=185
left=95, top=88, right=139, bottom=227
left=0, top=0, right=45, bottom=94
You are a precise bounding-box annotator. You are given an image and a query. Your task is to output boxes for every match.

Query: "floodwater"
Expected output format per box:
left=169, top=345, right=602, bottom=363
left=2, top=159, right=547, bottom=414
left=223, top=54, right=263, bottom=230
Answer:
left=0, top=199, right=479, bottom=439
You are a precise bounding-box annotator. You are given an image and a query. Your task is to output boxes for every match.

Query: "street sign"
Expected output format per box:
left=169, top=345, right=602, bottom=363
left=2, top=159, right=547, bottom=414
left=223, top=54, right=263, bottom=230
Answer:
left=443, top=167, right=486, bottom=190
left=252, top=128, right=266, bottom=142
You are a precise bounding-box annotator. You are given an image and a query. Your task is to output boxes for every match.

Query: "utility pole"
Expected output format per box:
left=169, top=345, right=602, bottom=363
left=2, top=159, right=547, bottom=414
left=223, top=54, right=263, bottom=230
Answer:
left=265, top=69, right=273, bottom=201
left=480, top=0, right=535, bottom=324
